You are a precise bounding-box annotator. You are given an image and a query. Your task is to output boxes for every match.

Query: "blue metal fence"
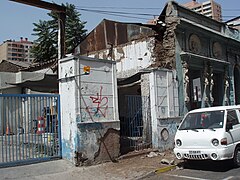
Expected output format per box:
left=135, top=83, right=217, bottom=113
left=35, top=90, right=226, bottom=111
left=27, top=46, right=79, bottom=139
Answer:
left=120, top=95, right=151, bottom=154
left=0, top=94, right=61, bottom=167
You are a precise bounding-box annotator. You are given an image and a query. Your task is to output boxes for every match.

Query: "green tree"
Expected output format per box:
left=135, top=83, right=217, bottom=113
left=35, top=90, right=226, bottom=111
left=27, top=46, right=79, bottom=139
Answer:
left=31, top=20, right=57, bottom=62
left=31, top=3, right=87, bottom=62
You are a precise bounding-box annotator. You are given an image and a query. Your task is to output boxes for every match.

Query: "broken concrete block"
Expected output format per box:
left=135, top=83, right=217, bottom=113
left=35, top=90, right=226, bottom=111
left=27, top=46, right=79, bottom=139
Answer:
left=161, top=158, right=170, bottom=165
left=170, top=159, right=175, bottom=165
left=147, top=152, right=158, bottom=158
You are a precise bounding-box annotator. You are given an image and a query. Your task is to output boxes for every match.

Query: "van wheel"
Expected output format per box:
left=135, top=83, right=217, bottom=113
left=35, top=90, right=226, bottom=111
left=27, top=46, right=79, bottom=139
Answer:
left=233, top=146, right=240, bottom=167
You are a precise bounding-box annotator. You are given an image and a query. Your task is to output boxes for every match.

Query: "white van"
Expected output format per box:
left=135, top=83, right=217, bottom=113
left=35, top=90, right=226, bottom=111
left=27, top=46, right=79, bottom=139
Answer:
left=174, top=105, right=240, bottom=167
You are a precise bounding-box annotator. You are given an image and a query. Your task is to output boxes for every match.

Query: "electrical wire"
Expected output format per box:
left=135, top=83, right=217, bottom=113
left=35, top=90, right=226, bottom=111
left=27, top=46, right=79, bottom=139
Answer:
left=78, top=6, right=240, bottom=11
left=77, top=8, right=158, bottom=17
left=92, top=12, right=151, bottom=20
left=77, top=6, right=240, bottom=11
left=77, top=7, right=239, bottom=20
left=76, top=8, right=159, bottom=20
left=76, top=6, right=162, bottom=10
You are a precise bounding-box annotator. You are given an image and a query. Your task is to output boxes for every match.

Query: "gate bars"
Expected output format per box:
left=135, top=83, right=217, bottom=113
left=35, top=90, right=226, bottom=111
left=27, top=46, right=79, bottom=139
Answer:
left=120, top=95, right=151, bottom=154
left=0, top=94, right=61, bottom=167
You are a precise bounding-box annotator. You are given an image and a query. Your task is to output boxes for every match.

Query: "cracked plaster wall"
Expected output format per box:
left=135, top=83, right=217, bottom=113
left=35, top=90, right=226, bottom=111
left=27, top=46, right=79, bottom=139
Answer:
left=59, top=56, right=120, bottom=166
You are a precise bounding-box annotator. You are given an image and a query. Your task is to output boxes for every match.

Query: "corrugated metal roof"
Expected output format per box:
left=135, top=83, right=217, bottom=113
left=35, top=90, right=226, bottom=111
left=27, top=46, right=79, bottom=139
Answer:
left=78, top=19, right=156, bottom=55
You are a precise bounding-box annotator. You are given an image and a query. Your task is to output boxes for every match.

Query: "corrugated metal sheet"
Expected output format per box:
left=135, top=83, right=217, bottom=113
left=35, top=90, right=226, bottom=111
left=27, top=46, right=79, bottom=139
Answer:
left=105, top=20, right=116, bottom=46
left=94, top=21, right=106, bottom=52
left=79, top=19, right=155, bottom=55
left=116, top=23, right=128, bottom=45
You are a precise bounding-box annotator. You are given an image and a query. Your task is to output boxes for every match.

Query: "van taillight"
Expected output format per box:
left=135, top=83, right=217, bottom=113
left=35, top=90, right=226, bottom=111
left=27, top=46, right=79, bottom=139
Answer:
left=221, top=138, right=227, bottom=145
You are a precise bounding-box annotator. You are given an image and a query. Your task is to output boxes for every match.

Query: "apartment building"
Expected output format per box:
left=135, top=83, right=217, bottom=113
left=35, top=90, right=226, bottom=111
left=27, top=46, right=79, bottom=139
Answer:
left=0, top=37, right=34, bottom=62
left=183, top=0, right=222, bottom=22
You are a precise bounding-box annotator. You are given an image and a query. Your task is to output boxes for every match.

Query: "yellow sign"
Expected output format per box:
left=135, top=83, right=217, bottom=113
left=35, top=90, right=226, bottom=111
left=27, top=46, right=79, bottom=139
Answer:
left=83, top=66, right=90, bottom=75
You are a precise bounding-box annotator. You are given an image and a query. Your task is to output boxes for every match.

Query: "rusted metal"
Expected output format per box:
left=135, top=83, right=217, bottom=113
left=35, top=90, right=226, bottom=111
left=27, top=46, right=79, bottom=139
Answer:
left=116, top=23, right=128, bottom=45
left=95, top=22, right=106, bottom=52
left=105, top=20, right=116, bottom=46
left=79, top=19, right=155, bottom=56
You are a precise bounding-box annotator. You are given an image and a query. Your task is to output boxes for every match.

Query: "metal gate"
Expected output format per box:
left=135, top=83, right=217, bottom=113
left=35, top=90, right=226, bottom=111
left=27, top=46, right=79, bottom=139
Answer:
left=0, top=94, right=61, bottom=167
left=120, top=95, right=151, bottom=154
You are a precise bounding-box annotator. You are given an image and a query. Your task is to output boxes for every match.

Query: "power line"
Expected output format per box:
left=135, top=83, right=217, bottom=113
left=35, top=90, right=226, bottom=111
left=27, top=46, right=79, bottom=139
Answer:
left=77, top=8, right=158, bottom=21
left=77, top=8, right=159, bottom=17
left=77, top=7, right=239, bottom=21
left=78, top=6, right=240, bottom=11
left=77, top=6, right=163, bottom=10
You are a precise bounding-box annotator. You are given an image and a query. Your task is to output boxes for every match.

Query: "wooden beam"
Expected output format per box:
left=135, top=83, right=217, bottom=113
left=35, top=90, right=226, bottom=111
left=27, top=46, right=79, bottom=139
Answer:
left=58, top=12, right=66, bottom=59
left=9, top=0, right=66, bottom=12
left=9, top=0, right=66, bottom=59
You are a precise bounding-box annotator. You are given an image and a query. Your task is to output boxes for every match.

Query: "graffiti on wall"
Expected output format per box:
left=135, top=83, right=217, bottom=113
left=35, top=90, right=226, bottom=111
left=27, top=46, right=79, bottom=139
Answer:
left=85, top=86, right=109, bottom=119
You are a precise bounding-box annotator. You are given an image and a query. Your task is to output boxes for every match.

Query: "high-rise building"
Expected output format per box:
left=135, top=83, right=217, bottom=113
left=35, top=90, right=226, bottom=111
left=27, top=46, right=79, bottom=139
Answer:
left=0, top=37, right=34, bottom=62
left=182, top=0, right=222, bottom=22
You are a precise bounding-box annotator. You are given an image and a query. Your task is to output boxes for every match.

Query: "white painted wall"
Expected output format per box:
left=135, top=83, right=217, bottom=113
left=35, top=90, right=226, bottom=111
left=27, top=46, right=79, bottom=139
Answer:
left=115, top=38, right=155, bottom=78
left=77, top=59, right=118, bottom=122
left=35, top=68, right=56, bottom=75
left=149, top=69, right=180, bottom=149
left=88, top=38, right=156, bottom=78
left=59, top=58, right=78, bottom=161
left=59, top=55, right=119, bottom=163
left=151, top=70, right=179, bottom=119
left=0, top=71, right=53, bottom=94
left=0, top=72, right=18, bottom=90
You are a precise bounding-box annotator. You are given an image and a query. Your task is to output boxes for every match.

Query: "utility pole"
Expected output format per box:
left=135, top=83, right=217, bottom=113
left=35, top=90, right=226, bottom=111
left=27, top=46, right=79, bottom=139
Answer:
left=9, top=0, right=66, bottom=59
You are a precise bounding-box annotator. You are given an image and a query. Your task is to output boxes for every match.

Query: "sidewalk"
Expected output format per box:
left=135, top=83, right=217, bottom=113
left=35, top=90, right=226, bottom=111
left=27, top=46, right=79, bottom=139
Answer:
left=0, top=149, right=179, bottom=180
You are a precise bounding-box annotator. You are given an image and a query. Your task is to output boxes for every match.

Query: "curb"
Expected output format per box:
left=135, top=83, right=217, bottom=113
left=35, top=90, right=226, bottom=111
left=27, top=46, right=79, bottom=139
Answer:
left=155, top=165, right=176, bottom=174
left=136, top=165, right=177, bottom=179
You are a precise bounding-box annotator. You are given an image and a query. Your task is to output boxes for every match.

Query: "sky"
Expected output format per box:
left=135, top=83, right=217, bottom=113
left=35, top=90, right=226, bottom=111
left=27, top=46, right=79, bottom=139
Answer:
left=0, top=0, right=239, bottom=43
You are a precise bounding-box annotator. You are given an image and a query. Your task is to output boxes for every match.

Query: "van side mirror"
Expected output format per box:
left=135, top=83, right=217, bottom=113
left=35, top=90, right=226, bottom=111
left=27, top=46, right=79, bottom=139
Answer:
left=226, top=122, right=233, bottom=132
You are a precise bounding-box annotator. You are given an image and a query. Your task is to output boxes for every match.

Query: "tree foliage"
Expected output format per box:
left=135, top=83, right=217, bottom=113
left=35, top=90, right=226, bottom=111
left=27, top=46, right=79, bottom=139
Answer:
left=31, top=3, right=87, bottom=62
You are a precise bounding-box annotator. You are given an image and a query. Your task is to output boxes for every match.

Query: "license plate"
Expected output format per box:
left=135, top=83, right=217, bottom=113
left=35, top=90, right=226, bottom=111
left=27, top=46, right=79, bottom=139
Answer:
left=189, top=150, right=201, bottom=155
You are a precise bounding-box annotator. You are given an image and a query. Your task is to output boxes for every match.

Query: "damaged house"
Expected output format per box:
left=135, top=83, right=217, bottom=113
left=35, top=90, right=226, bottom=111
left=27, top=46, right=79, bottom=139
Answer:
left=75, top=0, right=240, bottom=156
left=0, top=59, right=58, bottom=94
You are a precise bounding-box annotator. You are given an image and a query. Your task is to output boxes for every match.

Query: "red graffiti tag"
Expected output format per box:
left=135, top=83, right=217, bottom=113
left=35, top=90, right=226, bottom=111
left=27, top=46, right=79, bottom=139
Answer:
left=89, top=86, right=108, bottom=117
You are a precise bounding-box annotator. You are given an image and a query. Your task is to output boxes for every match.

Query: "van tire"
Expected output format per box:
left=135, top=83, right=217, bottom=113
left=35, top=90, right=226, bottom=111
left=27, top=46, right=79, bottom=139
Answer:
left=233, top=146, right=240, bottom=167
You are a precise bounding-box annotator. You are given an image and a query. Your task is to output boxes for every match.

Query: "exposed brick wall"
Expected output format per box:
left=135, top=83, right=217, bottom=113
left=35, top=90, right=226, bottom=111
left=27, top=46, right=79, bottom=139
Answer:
left=152, top=17, right=179, bottom=69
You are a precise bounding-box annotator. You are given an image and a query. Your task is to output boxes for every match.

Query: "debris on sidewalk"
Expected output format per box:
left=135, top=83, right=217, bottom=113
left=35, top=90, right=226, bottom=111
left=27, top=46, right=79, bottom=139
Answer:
left=0, top=149, right=182, bottom=180
left=102, top=149, right=180, bottom=179
left=147, top=151, right=158, bottom=158
left=161, top=158, right=170, bottom=164
left=161, top=158, right=176, bottom=165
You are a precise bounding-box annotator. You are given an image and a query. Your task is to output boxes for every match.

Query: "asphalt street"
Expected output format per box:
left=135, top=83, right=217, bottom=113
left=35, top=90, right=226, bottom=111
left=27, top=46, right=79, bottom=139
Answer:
left=144, top=160, right=240, bottom=180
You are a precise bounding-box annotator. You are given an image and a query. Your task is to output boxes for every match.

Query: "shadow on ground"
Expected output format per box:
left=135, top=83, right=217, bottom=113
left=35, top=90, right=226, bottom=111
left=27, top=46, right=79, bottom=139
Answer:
left=178, top=159, right=236, bottom=172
